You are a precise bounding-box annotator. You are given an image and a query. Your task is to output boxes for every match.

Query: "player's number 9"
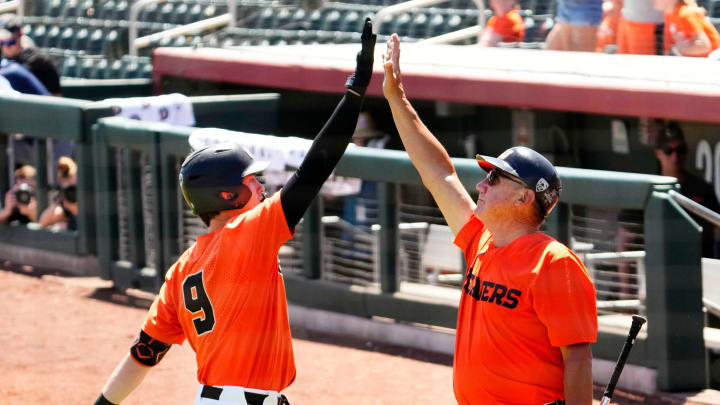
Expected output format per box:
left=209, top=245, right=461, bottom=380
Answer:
left=182, top=271, right=216, bottom=336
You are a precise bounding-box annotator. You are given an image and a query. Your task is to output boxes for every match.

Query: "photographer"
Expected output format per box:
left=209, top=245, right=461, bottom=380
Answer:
left=0, top=164, right=37, bottom=225
left=39, top=157, right=78, bottom=230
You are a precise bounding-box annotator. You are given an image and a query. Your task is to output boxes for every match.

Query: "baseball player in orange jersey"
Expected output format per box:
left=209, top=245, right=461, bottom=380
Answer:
left=382, top=34, right=598, bottom=404
left=93, top=19, right=376, bottom=405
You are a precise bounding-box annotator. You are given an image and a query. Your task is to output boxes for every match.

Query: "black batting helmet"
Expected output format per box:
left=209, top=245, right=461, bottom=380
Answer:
left=476, top=146, right=562, bottom=217
left=179, top=142, right=269, bottom=215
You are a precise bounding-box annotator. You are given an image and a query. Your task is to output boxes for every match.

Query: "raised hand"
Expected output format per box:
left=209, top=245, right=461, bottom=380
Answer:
left=382, top=34, right=404, bottom=101
left=345, top=17, right=377, bottom=96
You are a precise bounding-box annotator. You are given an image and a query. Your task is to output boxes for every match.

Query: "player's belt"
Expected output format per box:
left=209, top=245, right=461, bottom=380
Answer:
left=200, top=385, right=290, bottom=405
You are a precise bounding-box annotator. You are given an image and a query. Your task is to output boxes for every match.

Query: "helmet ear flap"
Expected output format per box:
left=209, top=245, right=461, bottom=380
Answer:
left=231, top=182, right=253, bottom=210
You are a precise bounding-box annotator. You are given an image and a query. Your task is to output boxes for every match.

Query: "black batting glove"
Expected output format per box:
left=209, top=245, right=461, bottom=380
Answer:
left=345, top=17, right=377, bottom=96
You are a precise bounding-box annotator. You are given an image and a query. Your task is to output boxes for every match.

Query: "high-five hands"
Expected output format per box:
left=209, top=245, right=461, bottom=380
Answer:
left=345, top=17, right=377, bottom=96
left=382, top=34, right=404, bottom=101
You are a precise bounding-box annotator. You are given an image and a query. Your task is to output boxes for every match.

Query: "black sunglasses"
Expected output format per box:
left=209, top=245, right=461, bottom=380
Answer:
left=0, top=38, right=17, bottom=47
left=662, top=144, right=687, bottom=156
left=486, top=169, right=527, bottom=187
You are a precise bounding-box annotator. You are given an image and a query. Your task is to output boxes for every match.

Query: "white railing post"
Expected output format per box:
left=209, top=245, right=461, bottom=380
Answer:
left=129, top=0, right=166, bottom=57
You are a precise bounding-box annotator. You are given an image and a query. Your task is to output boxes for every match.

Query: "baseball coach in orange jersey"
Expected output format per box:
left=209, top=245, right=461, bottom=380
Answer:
left=93, top=19, right=377, bottom=405
left=382, top=34, right=598, bottom=405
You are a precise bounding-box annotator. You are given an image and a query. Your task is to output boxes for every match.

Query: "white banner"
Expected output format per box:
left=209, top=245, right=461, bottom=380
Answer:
left=189, top=128, right=361, bottom=197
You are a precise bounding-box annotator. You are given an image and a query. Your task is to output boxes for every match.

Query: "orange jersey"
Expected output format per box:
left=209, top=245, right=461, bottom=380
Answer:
left=665, top=3, right=720, bottom=56
left=485, top=10, right=525, bottom=42
left=453, top=216, right=597, bottom=404
left=141, top=191, right=296, bottom=390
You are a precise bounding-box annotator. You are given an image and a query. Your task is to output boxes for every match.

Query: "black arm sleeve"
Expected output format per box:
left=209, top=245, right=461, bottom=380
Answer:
left=280, top=91, right=363, bottom=229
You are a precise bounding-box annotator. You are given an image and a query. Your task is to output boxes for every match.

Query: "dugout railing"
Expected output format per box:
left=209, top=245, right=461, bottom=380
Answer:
left=89, top=116, right=705, bottom=392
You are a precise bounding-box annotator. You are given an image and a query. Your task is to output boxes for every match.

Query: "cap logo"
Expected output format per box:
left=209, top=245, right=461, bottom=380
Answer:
left=536, top=178, right=549, bottom=192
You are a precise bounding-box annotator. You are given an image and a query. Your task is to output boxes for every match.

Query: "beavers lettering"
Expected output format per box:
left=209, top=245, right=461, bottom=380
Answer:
left=463, top=272, right=522, bottom=309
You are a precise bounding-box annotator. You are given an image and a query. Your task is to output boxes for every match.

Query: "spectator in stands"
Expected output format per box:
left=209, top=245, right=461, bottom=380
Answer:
left=39, top=157, right=78, bottom=231
left=0, top=58, right=49, bottom=95
left=614, top=0, right=665, bottom=55
left=0, top=164, right=37, bottom=225
left=0, top=18, right=61, bottom=95
left=654, top=121, right=720, bottom=257
left=545, top=0, right=602, bottom=51
left=654, top=0, right=720, bottom=56
left=595, top=0, right=622, bottom=52
left=478, top=0, right=525, bottom=46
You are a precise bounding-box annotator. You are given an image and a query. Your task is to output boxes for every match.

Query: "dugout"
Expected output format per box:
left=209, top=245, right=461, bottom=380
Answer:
left=149, top=44, right=720, bottom=392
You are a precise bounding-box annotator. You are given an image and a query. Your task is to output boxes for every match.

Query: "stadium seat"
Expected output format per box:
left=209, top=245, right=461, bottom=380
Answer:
left=107, top=59, right=123, bottom=78
left=61, top=0, right=79, bottom=18
left=80, top=0, right=94, bottom=18
left=102, top=29, right=118, bottom=54
left=322, top=10, right=343, bottom=31
left=96, top=0, right=115, bottom=19
left=115, top=1, right=129, bottom=20
left=45, top=25, right=62, bottom=48
left=77, top=57, right=95, bottom=78
left=203, top=4, right=217, bottom=19
left=391, top=12, right=412, bottom=37
left=61, top=55, right=78, bottom=77
left=710, top=0, right=720, bottom=17
left=308, top=9, right=325, bottom=30
left=187, top=3, right=203, bottom=23
left=59, top=27, right=75, bottom=50
left=46, top=0, right=62, bottom=17
left=273, top=7, right=293, bottom=29
left=426, top=11, right=447, bottom=37
left=376, top=12, right=395, bottom=35
left=139, top=3, right=158, bottom=22
left=290, top=8, right=307, bottom=29
left=30, top=24, right=47, bottom=47
left=171, top=3, right=189, bottom=25
left=89, top=58, right=108, bottom=79
left=72, top=28, right=89, bottom=51
left=408, top=12, right=428, bottom=38
left=444, top=13, right=463, bottom=34
left=341, top=10, right=361, bottom=32
left=140, top=61, right=152, bottom=78
left=87, top=28, right=104, bottom=54
left=257, top=7, right=274, bottom=29
left=160, top=2, right=174, bottom=24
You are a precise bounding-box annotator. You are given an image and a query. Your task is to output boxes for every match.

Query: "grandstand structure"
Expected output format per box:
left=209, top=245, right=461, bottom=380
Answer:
left=0, top=0, right=557, bottom=81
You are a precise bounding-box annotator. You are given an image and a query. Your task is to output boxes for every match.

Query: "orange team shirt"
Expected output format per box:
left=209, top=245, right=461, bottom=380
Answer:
left=141, top=191, right=295, bottom=391
left=485, top=10, right=525, bottom=42
left=453, top=216, right=597, bottom=405
left=665, top=3, right=720, bottom=56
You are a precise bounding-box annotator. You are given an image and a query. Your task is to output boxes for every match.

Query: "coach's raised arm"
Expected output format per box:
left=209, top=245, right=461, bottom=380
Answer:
left=382, top=34, right=597, bottom=405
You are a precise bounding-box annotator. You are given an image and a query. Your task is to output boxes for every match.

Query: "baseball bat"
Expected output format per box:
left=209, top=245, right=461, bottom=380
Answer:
left=599, top=315, right=647, bottom=405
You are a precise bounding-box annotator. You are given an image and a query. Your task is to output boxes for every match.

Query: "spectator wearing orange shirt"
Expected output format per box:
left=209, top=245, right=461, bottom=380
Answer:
left=654, top=0, right=720, bottom=56
left=596, top=0, right=622, bottom=52
left=479, top=0, right=525, bottom=46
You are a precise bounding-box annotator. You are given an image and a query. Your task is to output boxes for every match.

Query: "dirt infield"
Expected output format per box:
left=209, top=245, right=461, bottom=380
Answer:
left=4, top=263, right=717, bottom=405
left=1, top=264, right=456, bottom=405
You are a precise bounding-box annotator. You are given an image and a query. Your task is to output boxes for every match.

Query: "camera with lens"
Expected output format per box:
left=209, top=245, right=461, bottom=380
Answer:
left=60, top=185, right=77, bottom=204
left=14, top=183, right=35, bottom=205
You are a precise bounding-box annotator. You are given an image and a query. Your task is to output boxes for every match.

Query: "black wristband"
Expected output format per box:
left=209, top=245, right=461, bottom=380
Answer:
left=94, top=393, right=117, bottom=405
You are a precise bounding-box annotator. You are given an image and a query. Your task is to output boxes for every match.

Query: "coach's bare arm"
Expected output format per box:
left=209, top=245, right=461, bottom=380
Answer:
left=561, top=342, right=593, bottom=405
left=382, top=34, right=475, bottom=235
left=96, top=353, right=151, bottom=404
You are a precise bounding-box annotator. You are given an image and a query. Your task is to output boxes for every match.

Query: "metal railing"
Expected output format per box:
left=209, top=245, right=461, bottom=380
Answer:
left=129, top=0, right=237, bottom=57
left=0, top=0, right=20, bottom=15
left=669, top=189, right=720, bottom=228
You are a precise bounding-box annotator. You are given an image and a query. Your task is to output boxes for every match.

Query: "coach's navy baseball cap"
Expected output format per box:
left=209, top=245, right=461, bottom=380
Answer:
left=476, top=146, right=562, bottom=217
